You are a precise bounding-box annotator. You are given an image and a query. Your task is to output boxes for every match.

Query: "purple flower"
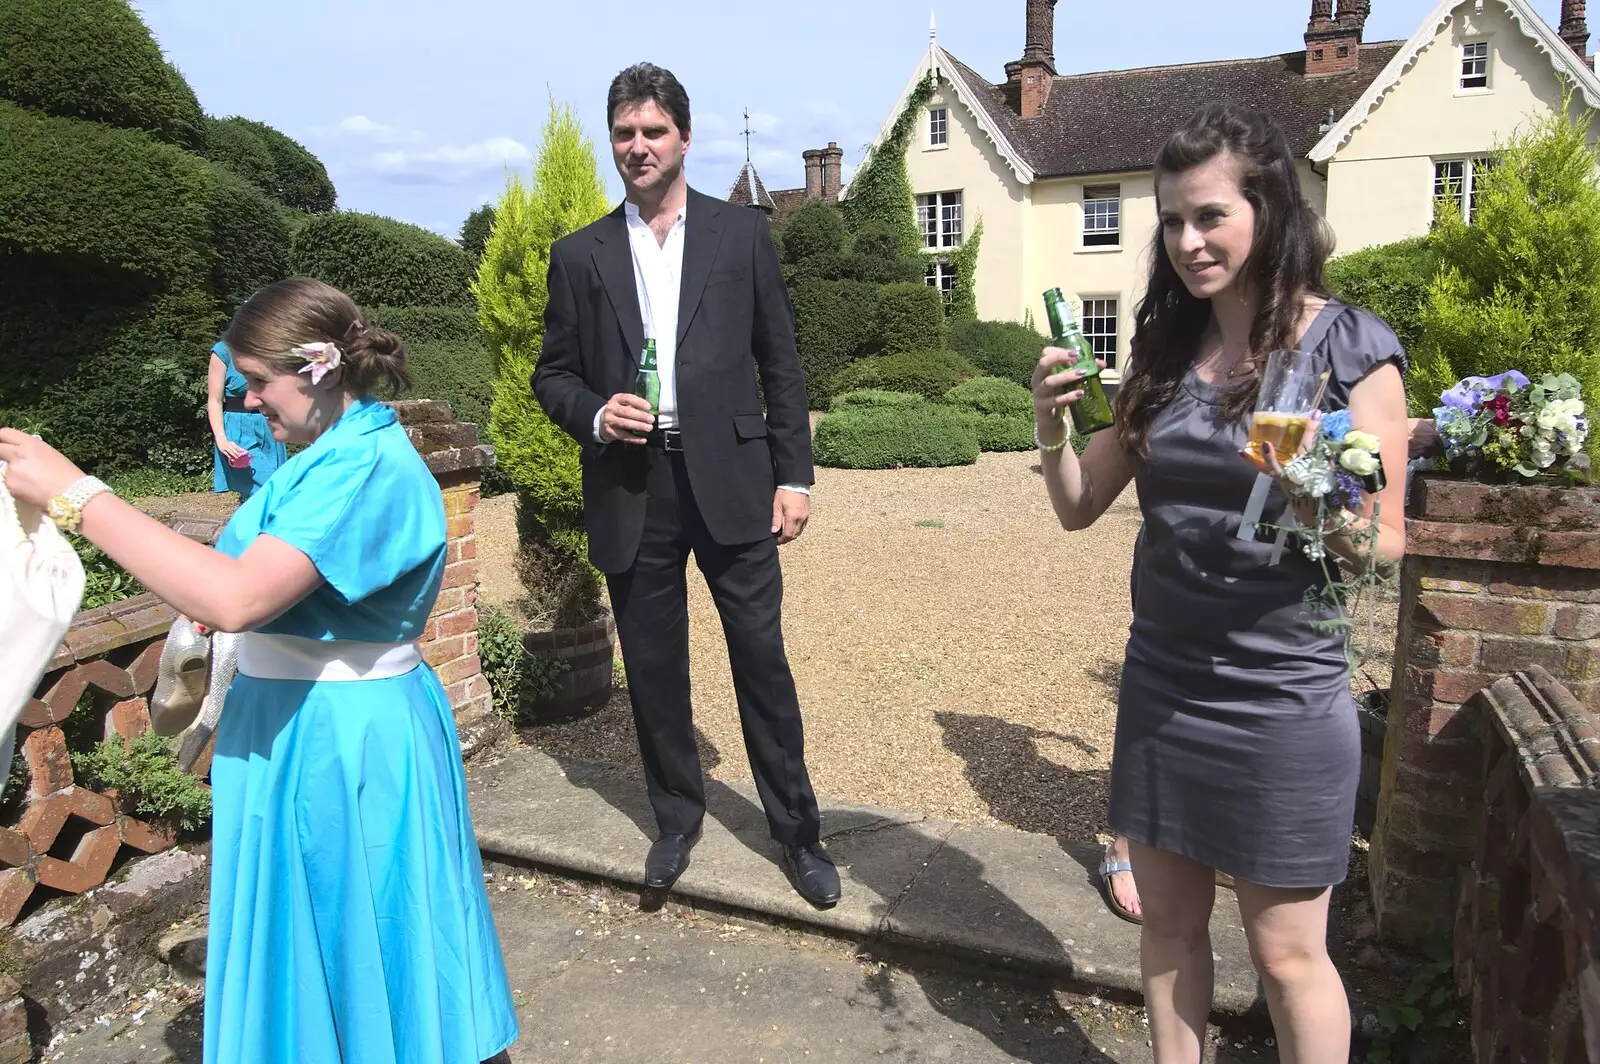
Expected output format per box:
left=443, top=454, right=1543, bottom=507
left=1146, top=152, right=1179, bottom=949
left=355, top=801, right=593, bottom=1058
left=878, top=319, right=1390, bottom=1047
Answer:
left=1441, top=370, right=1531, bottom=412
left=1333, top=470, right=1364, bottom=509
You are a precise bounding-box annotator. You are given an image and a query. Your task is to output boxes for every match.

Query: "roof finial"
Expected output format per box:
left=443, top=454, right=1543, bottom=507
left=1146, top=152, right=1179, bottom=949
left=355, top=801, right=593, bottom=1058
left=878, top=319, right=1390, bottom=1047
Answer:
left=930, top=10, right=937, bottom=43
left=741, top=107, right=754, bottom=165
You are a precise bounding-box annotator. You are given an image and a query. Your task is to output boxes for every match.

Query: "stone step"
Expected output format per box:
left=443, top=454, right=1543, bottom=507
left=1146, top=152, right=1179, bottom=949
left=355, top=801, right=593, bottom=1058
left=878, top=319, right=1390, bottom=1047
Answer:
left=466, top=746, right=1269, bottom=1018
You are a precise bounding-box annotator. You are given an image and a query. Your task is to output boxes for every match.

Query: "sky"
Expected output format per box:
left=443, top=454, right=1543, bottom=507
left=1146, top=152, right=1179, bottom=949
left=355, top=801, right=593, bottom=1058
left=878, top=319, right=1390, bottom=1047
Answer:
left=133, top=0, right=1571, bottom=242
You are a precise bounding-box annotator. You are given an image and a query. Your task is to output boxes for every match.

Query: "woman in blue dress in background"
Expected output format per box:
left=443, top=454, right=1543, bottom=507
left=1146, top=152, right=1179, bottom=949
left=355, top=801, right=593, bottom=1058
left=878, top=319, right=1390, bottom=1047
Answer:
left=207, top=339, right=286, bottom=500
left=0, top=277, right=518, bottom=1063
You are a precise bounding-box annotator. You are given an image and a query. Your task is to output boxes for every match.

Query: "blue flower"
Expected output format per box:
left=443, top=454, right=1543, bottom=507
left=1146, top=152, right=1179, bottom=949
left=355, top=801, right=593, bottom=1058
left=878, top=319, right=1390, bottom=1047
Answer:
left=1321, top=409, right=1353, bottom=441
left=1334, top=470, right=1364, bottom=509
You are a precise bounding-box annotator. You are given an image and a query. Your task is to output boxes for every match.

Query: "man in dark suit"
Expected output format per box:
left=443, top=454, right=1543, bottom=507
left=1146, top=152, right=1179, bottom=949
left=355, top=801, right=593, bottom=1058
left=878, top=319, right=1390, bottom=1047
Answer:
left=531, top=63, right=839, bottom=908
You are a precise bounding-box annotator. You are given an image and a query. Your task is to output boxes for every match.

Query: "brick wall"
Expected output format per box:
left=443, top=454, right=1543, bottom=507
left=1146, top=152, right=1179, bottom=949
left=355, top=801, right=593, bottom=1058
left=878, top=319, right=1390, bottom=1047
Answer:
left=1455, top=668, right=1600, bottom=1063
left=1369, top=476, right=1600, bottom=941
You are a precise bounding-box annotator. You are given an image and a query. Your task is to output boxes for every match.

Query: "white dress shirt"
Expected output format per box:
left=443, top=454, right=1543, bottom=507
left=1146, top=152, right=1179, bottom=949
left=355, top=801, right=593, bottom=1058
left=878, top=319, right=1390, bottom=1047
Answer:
left=592, top=198, right=808, bottom=497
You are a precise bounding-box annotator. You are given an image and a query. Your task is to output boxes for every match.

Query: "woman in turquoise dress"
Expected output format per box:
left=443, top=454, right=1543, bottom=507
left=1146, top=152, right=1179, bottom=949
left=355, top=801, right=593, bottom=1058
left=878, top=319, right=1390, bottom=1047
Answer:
left=0, top=277, right=518, bottom=1063
left=207, top=339, right=287, bottom=499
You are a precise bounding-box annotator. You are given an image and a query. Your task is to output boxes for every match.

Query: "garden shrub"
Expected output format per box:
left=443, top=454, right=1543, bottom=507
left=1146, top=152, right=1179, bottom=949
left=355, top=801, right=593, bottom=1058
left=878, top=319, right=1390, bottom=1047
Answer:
left=291, top=211, right=473, bottom=307
left=949, top=318, right=1049, bottom=387
left=0, top=101, right=211, bottom=284
left=1325, top=237, right=1433, bottom=355
left=829, top=389, right=927, bottom=413
left=205, top=161, right=290, bottom=313
left=814, top=404, right=979, bottom=469
left=460, top=204, right=495, bottom=263
left=0, top=0, right=204, bottom=148
left=778, top=201, right=847, bottom=265
left=199, top=114, right=276, bottom=193
left=829, top=349, right=978, bottom=401
left=878, top=283, right=947, bottom=355
left=945, top=376, right=1034, bottom=452
left=791, top=278, right=881, bottom=405
left=72, top=729, right=212, bottom=831
left=404, top=340, right=496, bottom=429
left=363, top=304, right=482, bottom=344
left=236, top=117, right=335, bottom=213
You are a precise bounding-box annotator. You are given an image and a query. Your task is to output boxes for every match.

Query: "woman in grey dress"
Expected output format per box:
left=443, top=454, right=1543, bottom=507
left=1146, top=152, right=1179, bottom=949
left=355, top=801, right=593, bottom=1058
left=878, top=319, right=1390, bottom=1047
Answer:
left=1033, top=104, right=1409, bottom=1062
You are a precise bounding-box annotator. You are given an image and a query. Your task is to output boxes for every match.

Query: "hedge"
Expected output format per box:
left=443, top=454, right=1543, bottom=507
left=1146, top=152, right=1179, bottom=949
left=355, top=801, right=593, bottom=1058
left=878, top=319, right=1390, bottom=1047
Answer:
left=829, top=348, right=978, bottom=401
left=829, top=389, right=927, bottom=413
left=0, top=101, right=211, bottom=284
left=949, top=318, right=1049, bottom=387
left=0, top=256, right=219, bottom=471
left=404, top=340, right=496, bottom=429
left=460, top=204, right=495, bottom=263
left=780, top=201, right=846, bottom=265
left=878, top=283, right=947, bottom=355
left=238, top=118, right=335, bottom=214
left=363, top=304, right=482, bottom=344
left=944, top=376, right=1032, bottom=417
left=0, top=0, right=204, bottom=148
left=291, top=211, right=474, bottom=307
left=791, top=277, right=880, bottom=406
left=200, top=115, right=276, bottom=194
left=814, top=404, right=979, bottom=469
left=1324, top=236, right=1434, bottom=354
left=205, top=162, right=290, bottom=313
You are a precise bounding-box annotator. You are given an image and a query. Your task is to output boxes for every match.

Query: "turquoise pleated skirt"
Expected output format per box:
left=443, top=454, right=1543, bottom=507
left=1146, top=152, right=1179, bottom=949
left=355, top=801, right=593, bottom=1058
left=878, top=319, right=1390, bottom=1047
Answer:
left=213, top=410, right=287, bottom=498
left=203, top=663, right=518, bottom=1064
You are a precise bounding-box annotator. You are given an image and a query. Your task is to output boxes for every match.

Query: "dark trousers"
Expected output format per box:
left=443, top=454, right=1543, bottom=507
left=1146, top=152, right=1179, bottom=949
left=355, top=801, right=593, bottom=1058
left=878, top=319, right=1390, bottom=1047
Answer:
left=605, top=446, right=820, bottom=846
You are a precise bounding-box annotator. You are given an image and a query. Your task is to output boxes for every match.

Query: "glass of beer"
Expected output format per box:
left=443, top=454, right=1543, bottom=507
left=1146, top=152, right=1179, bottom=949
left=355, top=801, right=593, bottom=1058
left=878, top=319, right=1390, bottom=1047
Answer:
left=1246, top=349, right=1322, bottom=461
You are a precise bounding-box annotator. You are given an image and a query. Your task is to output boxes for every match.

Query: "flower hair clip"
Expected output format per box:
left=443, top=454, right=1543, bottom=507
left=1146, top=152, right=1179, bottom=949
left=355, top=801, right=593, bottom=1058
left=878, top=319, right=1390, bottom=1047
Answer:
left=291, top=342, right=342, bottom=385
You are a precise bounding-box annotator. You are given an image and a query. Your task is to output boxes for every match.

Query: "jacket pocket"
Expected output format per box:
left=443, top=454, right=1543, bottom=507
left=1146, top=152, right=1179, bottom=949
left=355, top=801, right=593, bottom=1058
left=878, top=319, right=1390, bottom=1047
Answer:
left=733, top=413, right=769, bottom=439
left=706, top=268, right=746, bottom=288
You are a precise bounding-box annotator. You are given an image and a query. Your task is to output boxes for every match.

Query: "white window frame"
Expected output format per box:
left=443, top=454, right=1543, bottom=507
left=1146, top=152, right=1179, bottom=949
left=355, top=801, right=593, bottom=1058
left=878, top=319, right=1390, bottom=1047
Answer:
left=928, top=107, right=949, bottom=148
left=1460, top=40, right=1490, bottom=91
left=1433, top=156, right=1494, bottom=224
left=924, top=259, right=957, bottom=305
left=915, top=191, right=963, bottom=249
left=1078, top=296, right=1120, bottom=371
left=1082, top=185, right=1122, bottom=249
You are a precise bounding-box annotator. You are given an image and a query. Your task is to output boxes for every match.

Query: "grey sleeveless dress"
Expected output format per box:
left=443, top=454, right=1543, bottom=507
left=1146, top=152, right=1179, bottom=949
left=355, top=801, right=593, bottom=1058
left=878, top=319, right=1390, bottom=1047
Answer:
left=1109, top=300, right=1406, bottom=888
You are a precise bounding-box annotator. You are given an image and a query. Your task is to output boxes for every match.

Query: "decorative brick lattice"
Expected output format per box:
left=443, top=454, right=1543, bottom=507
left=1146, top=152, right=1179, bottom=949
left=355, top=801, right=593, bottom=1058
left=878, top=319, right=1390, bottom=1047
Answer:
left=1455, top=667, right=1600, bottom=1063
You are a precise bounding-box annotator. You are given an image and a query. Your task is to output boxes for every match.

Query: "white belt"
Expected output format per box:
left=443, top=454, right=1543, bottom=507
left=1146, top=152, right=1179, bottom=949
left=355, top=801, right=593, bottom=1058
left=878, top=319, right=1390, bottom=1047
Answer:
left=236, top=632, right=421, bottom=682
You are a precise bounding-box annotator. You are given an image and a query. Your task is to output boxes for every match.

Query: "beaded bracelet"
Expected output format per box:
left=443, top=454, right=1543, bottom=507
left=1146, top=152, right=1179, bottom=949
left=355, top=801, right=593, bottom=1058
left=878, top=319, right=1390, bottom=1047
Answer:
left=1034, top=416, right=1069, bottom=453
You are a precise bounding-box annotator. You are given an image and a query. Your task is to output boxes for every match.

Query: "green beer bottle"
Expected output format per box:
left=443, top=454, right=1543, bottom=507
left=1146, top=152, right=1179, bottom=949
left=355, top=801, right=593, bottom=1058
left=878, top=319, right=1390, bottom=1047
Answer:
left=634, top=339, right=660, bottom=418
left=1042, top=289, right=1115, bottom=436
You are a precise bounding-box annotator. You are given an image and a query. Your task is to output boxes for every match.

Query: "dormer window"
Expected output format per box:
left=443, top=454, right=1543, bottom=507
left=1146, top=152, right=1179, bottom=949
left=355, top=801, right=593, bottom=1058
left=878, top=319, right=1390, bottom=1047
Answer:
left=1461, top=41, right=1490, bottom=89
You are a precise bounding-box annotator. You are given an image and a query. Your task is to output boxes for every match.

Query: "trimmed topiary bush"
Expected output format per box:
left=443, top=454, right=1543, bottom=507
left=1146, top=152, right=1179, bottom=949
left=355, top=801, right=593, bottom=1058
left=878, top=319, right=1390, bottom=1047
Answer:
left=205, top=161, right=290, bottom=313
left=878, top=282, right=947, bottom=355
left=829, top=349, right=978, bottom=401
left=944, top=376, right=1034, bottom=452
left=291, top=211, right=473, bottom=307
left=363, top=304, right=482, bottom=344
left=791, top=278, right=880, bottom=406
left=0, top=0, right=205, bottom=148
left=779, top=201, right=847, bottom=265
left=200, top=115, right=276, bottom=193
left=949, top=318, right=1049, bottom=387
left=814, top=404, right=979, bottom=469
left=239, top=118, right=335, bottom=214
left=829, top=389, right=926, bottom=413
left=0, top=101, right=211, bottom=284
left=404, top=340, right=496, bottom=430
left=461, top=204, right=495, bottom=263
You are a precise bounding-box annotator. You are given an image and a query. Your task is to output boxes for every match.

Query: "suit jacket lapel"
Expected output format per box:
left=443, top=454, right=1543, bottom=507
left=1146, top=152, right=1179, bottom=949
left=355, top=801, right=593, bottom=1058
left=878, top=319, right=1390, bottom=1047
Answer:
left=677, top=189, right=724, bottom=347
left=592, top=204, right=645, bottom=370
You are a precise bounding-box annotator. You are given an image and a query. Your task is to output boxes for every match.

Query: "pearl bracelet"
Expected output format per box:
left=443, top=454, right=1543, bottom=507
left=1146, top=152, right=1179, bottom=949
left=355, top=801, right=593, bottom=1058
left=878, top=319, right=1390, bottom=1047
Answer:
left=1034, top=417, right=1069, bottom=453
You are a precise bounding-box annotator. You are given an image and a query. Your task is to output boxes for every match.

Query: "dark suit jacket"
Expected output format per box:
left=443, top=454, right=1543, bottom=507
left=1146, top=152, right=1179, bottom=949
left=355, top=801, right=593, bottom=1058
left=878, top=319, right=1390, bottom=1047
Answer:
left=531, top=187, right=814, bottom=573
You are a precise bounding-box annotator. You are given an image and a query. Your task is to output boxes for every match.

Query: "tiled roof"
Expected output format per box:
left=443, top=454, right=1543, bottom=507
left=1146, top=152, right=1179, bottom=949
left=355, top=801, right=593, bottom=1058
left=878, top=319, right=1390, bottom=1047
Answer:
left=726, top=162, right=776, bottom=211
left=940, top=41, right=1404, bottom=179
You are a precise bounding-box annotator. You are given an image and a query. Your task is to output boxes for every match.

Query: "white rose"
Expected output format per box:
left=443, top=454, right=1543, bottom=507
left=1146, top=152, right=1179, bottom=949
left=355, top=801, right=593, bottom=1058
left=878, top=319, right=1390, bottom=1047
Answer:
left=1342, top=430, right=1381, bottom=453
left=1339, top=448, right=1380, bottom=476
left=1537, top=407, right=1561, bottom=430
left=1555, top=412, right=1580, bottom=435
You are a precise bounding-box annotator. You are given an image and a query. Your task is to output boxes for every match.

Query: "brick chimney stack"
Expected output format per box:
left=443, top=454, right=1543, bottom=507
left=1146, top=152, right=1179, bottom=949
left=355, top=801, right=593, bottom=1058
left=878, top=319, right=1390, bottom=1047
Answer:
left=1562, top=0, right=1591, bottom=58
left=802, top=148, right=824, bottom=199
left=1004, top=0, right=1058, bottom=119
left=820, top=142, right=843, bottom=200
left=1304, top=0, right=1364, bottom=76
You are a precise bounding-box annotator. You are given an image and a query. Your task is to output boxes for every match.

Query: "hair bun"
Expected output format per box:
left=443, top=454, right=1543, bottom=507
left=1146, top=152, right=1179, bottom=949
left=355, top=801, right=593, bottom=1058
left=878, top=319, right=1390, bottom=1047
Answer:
left=342, top=325, right=410, bottom=396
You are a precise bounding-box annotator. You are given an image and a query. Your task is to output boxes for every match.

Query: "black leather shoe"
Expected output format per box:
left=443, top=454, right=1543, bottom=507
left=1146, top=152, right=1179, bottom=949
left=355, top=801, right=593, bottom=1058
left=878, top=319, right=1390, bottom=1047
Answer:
left=782, top=843, right=841, bottom=908
left=644, top=826, right=701, bottom=890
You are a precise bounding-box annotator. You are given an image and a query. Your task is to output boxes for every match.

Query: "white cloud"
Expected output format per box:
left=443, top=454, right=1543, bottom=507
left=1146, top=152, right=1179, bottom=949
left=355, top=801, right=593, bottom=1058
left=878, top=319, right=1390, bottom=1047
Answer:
left=366, top=136, right=532, bottom=187
left=332, top=114, right=425, bottom=144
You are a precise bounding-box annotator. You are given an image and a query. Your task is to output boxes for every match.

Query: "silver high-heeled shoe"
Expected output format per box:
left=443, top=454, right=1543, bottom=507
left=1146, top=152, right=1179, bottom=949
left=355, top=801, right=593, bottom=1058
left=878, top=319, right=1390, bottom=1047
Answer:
left=175, top=631, right=237, bottom=773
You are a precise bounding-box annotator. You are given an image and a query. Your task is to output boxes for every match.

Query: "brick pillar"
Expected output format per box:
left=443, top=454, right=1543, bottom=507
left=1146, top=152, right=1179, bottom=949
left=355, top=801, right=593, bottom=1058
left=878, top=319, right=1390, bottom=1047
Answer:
left=1369, top=476, right=1600, bottom=941
left=392, top=400, right=502, bottom=758
left=802, top=148, right=823, bottom=200
left=820, top=142, right=843, bottom=201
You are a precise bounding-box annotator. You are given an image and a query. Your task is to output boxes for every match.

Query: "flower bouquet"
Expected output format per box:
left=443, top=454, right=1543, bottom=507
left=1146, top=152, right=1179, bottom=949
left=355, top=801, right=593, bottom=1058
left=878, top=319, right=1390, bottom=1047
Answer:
left=1252, top=409, right=1391, bottom=669
left=1432, top=371, right=1590, bottom=481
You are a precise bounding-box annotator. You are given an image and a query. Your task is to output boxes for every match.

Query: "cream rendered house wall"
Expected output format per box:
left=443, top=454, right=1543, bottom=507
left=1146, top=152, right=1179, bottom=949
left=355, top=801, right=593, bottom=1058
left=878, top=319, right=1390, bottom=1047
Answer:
left=1323, top=3, right=1600, bottom=252
left=905, top=81, right=1027, bottom=329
